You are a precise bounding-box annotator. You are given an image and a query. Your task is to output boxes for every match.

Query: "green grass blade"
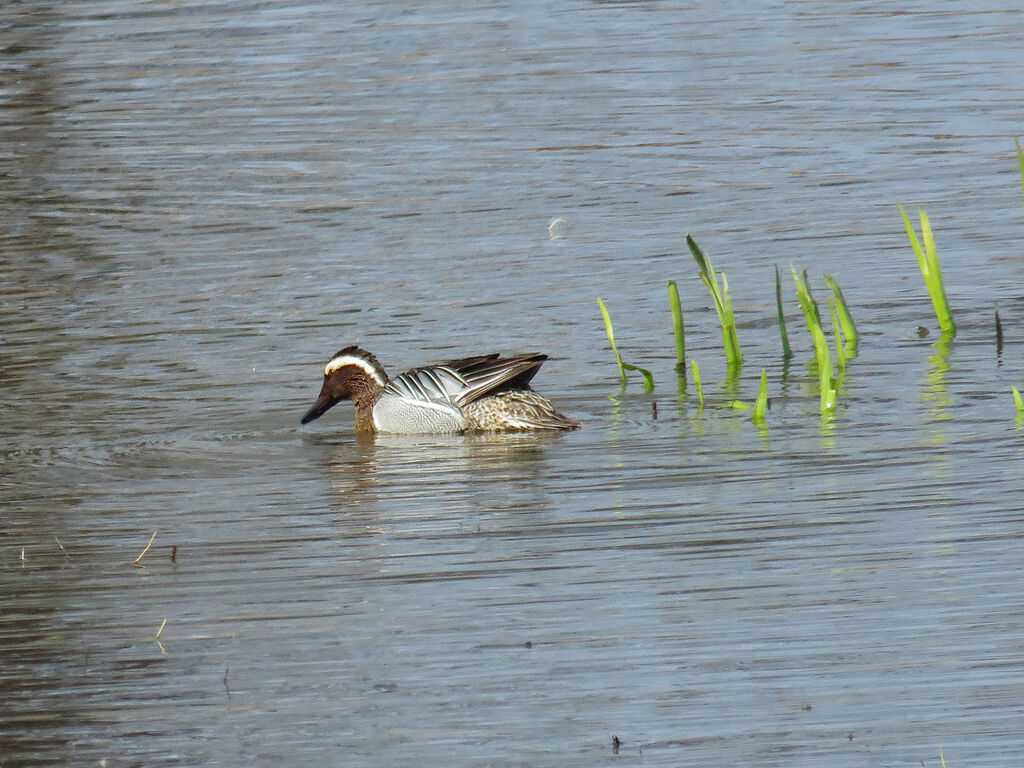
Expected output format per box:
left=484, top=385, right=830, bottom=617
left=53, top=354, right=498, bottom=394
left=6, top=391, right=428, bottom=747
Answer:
left=720, top=272, right=742, bottom=365
left=668, top=280, right=686, bottom=373
left=597, top=297, right=627, bottom=387
left=900, top=205, right=955, bottom=336
left=597, top=297, right=655, bottom=392
left=752, top=368, right=768, bottom=425
left=802, top=268, right=821, bottom=325
left=790, top=266, right=818, bottom=330
left=920, top=208, right=955, bottom=336
left=811, top=320, right=834, bottom=415
left=687, top=233, right=715, bottom=289
left=1016, top=138, right=1024, bottom=207
left=621, top=362, right=655, bottom=393
left=775, top=265, right=793, bottom=360
left=687, top=234, right=742, bottom=368
left=791, top=267, right=835, bottom=415
left=899, top=204, right=928, bottom=274
left=823, top=273, right=857, bottom=353
left=1013, top=385, right=1024, bottom=416
left=829, top=298, right=846, bottom=371
left=690, top=359, right=704, bottom=408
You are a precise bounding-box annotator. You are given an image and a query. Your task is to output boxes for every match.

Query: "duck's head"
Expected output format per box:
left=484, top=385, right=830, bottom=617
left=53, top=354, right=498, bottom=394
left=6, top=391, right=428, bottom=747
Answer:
left=300, top=346, right=388, bottom=424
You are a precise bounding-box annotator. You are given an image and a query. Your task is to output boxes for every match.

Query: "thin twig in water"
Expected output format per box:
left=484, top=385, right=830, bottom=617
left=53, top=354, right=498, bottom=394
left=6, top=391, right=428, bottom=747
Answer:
left=153, top=619, right=168, bottom=655
left=132, top=531, right=158, bottom=566
left=54, top=536, right=70, bottom=565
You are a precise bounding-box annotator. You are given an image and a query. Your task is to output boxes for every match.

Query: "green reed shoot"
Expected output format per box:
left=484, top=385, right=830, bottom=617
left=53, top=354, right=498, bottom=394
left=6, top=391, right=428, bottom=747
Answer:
left=792, top=267, right=835, bottom=415
left=687, top=234, right=742, bottom=368
left=775, top=265, right=793, bottom=360
left=1016, top=138, right=1024, bottom=206
left=690, top=359, right=704, bottom=408
left=752, top=368, right=768, bottom=425
left=829, top=298, right=846, bottom=371
left=802, top=268, right=821, bottom=324
left=597, top=297, right=654, bottom=392
left=791, top=267, right=827, bottom=369
left=900, top=205, right=956, bottom=337
left=1013, top=386, right=1023, bottom=417
left=597, top=297, right=626, bottom=388
left=668, top=280, right=686, bottom=373
left=823, top=273, right=857, bottom=355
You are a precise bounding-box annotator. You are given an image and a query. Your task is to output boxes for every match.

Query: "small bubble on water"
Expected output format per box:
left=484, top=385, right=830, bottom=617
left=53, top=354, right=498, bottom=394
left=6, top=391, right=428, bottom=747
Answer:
left=547, top=217, right=569, bottom=239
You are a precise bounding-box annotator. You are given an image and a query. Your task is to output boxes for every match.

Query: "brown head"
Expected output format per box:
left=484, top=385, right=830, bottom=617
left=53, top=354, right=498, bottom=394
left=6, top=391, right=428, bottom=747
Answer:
left=300, top=346, right=389, bottom=424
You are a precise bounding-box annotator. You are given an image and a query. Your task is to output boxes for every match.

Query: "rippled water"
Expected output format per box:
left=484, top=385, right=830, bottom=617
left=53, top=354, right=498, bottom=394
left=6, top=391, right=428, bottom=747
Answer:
left=3, top=2, right=1024, bottom=766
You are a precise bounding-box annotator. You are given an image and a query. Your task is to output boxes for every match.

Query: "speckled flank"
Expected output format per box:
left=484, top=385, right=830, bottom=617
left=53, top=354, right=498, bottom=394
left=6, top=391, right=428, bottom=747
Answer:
left=463, top=390, right=580, bottom=431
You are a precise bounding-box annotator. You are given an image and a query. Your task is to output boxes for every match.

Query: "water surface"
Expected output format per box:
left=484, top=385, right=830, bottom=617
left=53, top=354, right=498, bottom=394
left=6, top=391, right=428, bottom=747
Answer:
left=3, top=2, right=1024, bottom=766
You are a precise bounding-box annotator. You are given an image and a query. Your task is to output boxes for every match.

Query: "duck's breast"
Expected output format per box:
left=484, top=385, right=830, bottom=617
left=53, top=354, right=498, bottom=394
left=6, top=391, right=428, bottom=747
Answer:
left=372, top=391, right=467, bottom=433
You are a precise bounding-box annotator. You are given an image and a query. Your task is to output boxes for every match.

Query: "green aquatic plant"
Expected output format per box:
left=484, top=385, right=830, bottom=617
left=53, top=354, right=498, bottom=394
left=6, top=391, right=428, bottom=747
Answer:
left=823, top=273, right=857, bottom=355
left=752, top=368, right=768, bottom=425
left=1013, top=386, right=1023, bottom=417
left=596, top=297, right=654, bottom=392
left=668, top=280, right=686, bottom=374
left=801, top=268, right=821, bottom=324
left=792, top=267, right=835, bottom=416
left=690, top=359, right=704, bottom=408
left=1016, top=138, right=1024, bottom=207
left=900, top=205, right=955, bottom=337
left=722, top=368, right=768, bottom=422
left=775, top=265, right=793, bottom=360
left=829, top=298, right=846, bottom=372
left=687, top=234, right=742, bottom=369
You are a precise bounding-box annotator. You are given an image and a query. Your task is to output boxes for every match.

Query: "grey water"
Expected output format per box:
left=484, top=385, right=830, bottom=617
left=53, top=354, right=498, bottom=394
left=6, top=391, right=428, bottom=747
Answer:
left=3, top=1, right=1024, bottom=766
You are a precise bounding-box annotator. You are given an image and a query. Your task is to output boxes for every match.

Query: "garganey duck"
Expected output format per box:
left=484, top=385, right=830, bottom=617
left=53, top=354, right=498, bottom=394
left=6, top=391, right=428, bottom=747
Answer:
left=300, top=346, right=579, bottom=434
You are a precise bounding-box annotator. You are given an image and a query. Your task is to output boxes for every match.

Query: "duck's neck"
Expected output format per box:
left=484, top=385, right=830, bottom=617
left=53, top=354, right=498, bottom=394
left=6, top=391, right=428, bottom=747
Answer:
left=353, top=404, right=377, bottom=433
left=351, top=384, right=384, bottom=433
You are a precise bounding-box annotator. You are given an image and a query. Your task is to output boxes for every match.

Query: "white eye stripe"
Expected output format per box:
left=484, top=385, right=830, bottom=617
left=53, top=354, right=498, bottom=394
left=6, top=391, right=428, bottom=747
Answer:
left=324, top=354, right=385, bottom=384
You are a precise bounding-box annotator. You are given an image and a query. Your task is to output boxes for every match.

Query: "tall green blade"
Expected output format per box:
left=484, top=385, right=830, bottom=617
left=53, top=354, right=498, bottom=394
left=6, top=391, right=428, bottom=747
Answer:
left=1016, top=138, right=1024, bottom=207
left=802, top=268, right=821, bottom=325
left=668, top=280, right=686, bottom=373
left=811, top=321, right=835, bottom=415
left=752, top=368, right=768, bottom=425
left=899, top=205, right=928, bottom=274
left=687, top=234, right=742, bottom=368
left=791, top=267, right=835, bottom=416
left=823, top=273, right=858, bottom=354
left=900, top=205, right=955, bottom=336
left=775, top=265, right=793, bottom=360
left=597, top=297, right=627, bottom=387
left=829, top=298, right=846, bottom=371
left=720, top=272, right=742, bottom=365
left=597, top=297, right=654, bottom=391
left=690, top=359, right=704, bottom=408
left=790, top=266, right=818, bottom=330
